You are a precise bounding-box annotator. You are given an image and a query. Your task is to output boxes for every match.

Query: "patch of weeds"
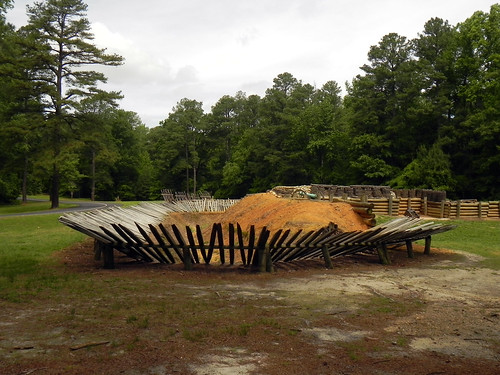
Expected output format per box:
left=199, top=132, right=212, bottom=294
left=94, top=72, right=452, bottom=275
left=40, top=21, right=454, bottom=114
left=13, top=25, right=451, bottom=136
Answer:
left=238, top=323, right=252, bottom=336
left=138, top=317, right=149, bottom=329
left=126, top=336, right=140, bottom=351
left=68, top=307, right=76, bottom=320
left=163, top=327, right=178, bottom=339
left=257, top=317, right=281, bottom=329
left=361, top=296, right=423, bottom=317
left=288, top=328, right=300, bottom=336
left=182, top=328, right=208, bottom=342
left=338, top=341, right=367, bottom=361
left=126, top=315, right=138, bottom=324
left=395, top=336, right=409, bottom=347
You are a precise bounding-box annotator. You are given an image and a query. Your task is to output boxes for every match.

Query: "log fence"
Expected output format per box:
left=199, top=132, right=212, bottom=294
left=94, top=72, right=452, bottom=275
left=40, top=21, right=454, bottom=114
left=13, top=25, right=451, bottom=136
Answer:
left=337, top=196, right=499, bottom=219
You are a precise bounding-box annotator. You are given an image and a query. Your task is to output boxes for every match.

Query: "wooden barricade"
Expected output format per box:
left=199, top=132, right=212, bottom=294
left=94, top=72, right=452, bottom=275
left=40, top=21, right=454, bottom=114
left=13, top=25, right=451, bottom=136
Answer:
left=60, top=199, right=456, bottom=271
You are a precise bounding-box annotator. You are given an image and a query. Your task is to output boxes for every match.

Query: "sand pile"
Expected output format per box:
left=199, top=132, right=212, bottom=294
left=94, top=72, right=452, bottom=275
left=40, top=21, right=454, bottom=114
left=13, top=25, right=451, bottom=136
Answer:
left=162, top=193, right=368, bottom=234
left=217, top=193, right=368, bottom=232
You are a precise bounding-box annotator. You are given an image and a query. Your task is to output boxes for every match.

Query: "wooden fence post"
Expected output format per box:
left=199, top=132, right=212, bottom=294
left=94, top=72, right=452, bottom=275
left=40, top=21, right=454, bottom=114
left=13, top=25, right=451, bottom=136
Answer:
left=102, top=243, right=115, bottom=269
left=440, top=200, right=445, bottom=218
left=406, top=240, right=414, bottom=258
left=94, top=239, right=101, bottom=261
left=376, top=244, right=390, bottom=265
left=183, top=246, right=193, bottom=270
left=388, top=195, right=393, bottom=216
left=423, top=196, right=428, bottom=216
left=265, top=245, right=273, bottom=272
left=457, top=200, right=461, bottom=219
left=424, top=236, right=432, bottom=255
left=478, top=201, right=482, bottom=219
left=258, top=245, right=266, bottom=273
left=322, top=245, right=333, bottom=269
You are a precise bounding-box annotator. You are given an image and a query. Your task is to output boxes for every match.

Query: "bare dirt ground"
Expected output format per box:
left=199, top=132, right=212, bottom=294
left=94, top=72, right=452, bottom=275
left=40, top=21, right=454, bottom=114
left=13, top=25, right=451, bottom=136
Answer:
left=1, top=194, right=499, bottom=375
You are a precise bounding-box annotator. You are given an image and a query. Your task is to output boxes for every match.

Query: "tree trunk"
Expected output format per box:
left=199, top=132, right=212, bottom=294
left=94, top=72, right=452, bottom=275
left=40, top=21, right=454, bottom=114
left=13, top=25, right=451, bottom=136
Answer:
left=22, top=154, right=28, bottom=203
left=91, top=149, right=96, bottom=201
left=193, top=165, right=197, bottom=197
left=185, top=143, right=189, bottom=195
left=51, top=163, right=60, bottom=209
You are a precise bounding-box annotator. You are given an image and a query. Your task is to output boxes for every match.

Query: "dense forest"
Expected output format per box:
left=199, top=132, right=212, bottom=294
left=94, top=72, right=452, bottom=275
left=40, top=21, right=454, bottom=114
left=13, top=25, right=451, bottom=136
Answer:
left=1, top=0, right=499, bottom=206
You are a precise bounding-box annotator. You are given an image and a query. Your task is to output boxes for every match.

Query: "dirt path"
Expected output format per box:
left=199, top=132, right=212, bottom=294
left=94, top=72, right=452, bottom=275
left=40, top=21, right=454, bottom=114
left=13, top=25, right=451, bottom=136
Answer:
left=186, top=250, right=500, bottom=375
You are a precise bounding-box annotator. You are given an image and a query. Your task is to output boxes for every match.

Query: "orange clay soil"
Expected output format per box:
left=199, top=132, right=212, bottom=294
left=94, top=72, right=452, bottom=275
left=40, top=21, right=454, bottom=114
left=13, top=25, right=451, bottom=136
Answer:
left=162, top=192, right=369, bottom=235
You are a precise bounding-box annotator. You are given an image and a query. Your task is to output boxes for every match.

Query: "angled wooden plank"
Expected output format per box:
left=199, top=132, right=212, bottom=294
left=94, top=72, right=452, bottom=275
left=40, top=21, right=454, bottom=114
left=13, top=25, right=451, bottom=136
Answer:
left=118, top=224, right=163, bottom=263
left=237, top=223, right=247, bottom=266
left=148, top=224, right=175, bottom=263
left=281, top=230, right=315, bottom=262
left=247, top=225, right=256, bottom=266
left=270, top=229, right=291, bottom=261
left=207, top=223, right=218, bottom=264
left=217, top=223, right=225, bottom=265
left=158, top=223, right=183, bottom=261
left=185, top=226, right=200, bottom=264
left=195, top=225, right=208, bottom=263
left=171, top=224, right=194, bottom=266
left=228, top=223, right=235, bottom=265
left=99, top=225, right=142, bottom=260
left=112, top=224, right=153, bottom=262
left=135, top=222, right=170, bottom=263
left=273, top=229, right=302, bottom=262
left=267, top=229, right=282, bottom=259
left=252, top=227, right=270, bottom=268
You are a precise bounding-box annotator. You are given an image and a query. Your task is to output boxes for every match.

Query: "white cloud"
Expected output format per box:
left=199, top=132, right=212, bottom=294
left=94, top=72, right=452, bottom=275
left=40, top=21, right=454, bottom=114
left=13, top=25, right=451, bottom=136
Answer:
left=6, top=0, right=498, bottom=127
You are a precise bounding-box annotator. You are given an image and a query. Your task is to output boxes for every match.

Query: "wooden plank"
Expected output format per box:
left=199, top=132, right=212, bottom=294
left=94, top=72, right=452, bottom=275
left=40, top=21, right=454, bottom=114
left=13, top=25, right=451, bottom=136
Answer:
left=237, top=223, right=246, bottom=266
left=228, top=224, right=235, bottom=265
left=185, top=226, right=200, bottom=264
left=253, top=226, right=270, bottom=268
left=217, top=223, right=225, bottom=265
left=111, top=224, right=153, bottom=262
left=158, top=223, right=183, bottom=261
left=148, top=224, right=176, bottom=263
left=273, top=229, right=302, bottom=262
left=195, top=225, right=208, bottom=263
left=247, top=225, right=255, bottom=266
left=207, top=223, right=218, bottom=264
left=171, top=224, right=193, bottom=269
left=113, top=224, right=158, bottom=262
left=270, top=229, right=290, bottom=261
left=135, top=222, right=170, bottom=264
left=118, top=224, right=163, bottom=263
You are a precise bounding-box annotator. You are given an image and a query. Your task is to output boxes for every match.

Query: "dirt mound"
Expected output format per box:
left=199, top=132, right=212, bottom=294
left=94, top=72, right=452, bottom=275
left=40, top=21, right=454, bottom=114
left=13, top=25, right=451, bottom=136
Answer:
left=162, top=193, right=368, bottom=234
left=212, top=193, right=368, bottom=232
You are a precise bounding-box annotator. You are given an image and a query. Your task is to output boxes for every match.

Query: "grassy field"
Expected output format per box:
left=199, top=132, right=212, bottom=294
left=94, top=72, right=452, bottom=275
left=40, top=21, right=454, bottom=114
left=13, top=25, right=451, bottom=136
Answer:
left=0, top=200, right=77, bottom=214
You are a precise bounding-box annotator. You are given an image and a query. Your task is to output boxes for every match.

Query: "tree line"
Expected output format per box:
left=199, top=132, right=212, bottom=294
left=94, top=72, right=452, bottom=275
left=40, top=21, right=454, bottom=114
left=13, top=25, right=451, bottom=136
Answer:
left=1, top=0, right=499, bottom=206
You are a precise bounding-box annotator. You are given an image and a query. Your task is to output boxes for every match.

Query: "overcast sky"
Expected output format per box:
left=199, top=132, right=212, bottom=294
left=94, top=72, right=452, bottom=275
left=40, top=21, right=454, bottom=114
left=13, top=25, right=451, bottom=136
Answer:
left=6, top=0, right=497, bottom=127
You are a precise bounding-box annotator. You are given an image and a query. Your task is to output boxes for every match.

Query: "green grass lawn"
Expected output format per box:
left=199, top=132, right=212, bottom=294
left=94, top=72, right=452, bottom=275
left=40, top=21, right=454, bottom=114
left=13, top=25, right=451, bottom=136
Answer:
left=0, top=200, right=77, bottom=214
left=424, top=219, right=500, bottom=269
left=0, top=214, right=86, bottom=280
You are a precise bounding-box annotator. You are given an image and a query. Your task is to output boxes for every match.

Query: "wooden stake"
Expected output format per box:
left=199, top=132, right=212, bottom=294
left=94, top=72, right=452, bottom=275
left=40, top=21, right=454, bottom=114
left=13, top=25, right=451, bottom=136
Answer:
left=424, top=236, right=431, bottom=255
left=322, top=245, right=333, bottom=269
left=406, top=240, right=414, bottom=258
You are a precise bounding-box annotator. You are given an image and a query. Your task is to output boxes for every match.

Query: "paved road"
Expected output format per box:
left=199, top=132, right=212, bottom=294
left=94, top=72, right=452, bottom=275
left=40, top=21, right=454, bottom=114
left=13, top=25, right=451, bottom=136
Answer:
left=0, top=199, right=113, bottom=217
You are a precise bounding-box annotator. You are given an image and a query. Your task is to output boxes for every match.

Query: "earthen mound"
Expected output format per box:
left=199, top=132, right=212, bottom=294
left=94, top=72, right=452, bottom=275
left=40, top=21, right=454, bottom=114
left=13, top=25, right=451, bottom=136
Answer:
left=162, top=193, right=368, bottom=233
